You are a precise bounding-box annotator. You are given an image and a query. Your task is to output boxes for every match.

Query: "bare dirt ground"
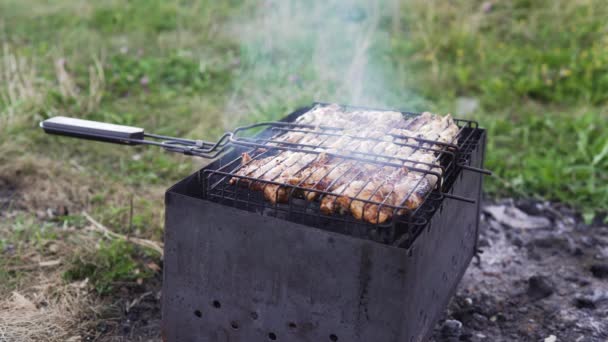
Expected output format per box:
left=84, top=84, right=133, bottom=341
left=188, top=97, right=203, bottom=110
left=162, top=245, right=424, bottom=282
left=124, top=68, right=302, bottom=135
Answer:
left=85, top=276, right=162, bottom=342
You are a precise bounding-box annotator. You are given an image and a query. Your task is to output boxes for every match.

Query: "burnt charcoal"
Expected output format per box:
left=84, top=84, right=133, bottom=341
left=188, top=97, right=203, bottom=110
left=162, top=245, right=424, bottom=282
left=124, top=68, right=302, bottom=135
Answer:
left=441, top=319, right=463, bottom=338
left=477, top=238, right=490, bottom=248
left=527, top=275, right=554, bottom=300
left=499, top=312, right=510, bottom=322
left=459, top=331, right=473, bottom=341
left=564, top=275, right=590, bottom=287
left=528, top=235, right=570, bottom=249
left=470, top=313, right=489, bottom=329
left=511, top=236, right=524, bottom=248
left=590, top=264, right=608, bottom=279
left=515, top=199, right=545, bottom=217
left=574, top=296, right=597, bottom=309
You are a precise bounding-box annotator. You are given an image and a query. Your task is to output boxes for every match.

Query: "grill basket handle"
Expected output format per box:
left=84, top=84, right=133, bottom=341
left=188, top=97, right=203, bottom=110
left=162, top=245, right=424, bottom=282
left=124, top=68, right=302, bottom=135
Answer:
left=40, top=116, right=145, bottom=145
left=40, top=116, right=229, bottom=157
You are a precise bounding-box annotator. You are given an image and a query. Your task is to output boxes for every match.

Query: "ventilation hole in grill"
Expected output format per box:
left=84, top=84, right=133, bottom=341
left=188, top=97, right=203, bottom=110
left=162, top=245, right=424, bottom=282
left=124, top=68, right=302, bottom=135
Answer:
left=212, top=300, right=221, bottom=309
left=194, top=310, right=202, bottom=318
left=268, top=332, right=277, bottom=340
left=288, top=322, right=297, bottom=329
left=330, top=334, right=339, bottom=341
left=230, top=321, right=239, bottom=330
left=251, top=311, right=259, bottom=320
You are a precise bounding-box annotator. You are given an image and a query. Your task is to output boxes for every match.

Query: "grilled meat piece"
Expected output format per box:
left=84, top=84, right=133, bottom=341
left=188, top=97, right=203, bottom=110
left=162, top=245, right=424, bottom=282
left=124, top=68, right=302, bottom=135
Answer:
left=229, top=105, right=460, bottom=223
left=261, top=153, right=319, bottom=203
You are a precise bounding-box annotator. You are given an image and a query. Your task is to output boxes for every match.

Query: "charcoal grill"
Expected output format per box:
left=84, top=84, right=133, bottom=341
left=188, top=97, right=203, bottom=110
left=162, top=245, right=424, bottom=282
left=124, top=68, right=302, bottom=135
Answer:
left=41, top=103, right=489, bottom=342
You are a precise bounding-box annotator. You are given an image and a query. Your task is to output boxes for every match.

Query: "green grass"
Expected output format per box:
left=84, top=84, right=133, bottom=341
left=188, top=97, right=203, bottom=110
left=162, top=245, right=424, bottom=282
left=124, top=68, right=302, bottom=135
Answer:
left=63, top=239, right=153, bottom=295
left=485, top=107, right=608, bottom=209
left=395, top=0, right=608, bottom=108
left=0, top=211, right=158, bottom=296
left=1, top=0, right=607, bottom=298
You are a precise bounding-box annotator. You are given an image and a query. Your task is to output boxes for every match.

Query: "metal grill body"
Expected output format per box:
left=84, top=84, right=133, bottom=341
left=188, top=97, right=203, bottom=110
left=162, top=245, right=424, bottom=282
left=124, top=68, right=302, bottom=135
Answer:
left=162, top=105, right=486, bottom=342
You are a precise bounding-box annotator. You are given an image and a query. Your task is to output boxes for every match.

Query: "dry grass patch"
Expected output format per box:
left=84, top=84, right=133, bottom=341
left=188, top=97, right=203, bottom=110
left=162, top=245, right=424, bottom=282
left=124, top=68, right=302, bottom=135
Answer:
left=0, top=209, right=162, bottom=341
left=0, top=214, right=101, bottom=342
left=0, top=276, right=95, bottom=342
left=0, top=153, right=165, bottom=236
left=0, top=44, right=47, bottom=126
left=0, top=156, right=95, bottom=213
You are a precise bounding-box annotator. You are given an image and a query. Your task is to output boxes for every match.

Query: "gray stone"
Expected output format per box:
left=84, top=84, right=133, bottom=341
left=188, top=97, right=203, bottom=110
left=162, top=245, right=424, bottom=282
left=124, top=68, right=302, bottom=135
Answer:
left=483, top=204, right=551, bottom=230
left=544, top=335, right=557, bottom=342
left=441, top=319, right=463, bottom=337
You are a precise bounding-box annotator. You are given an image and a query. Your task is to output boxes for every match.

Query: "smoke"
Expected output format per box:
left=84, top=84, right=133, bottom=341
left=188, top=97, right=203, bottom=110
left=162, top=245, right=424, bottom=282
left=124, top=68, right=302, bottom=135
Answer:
left=224, top=0, right=427, bottom=125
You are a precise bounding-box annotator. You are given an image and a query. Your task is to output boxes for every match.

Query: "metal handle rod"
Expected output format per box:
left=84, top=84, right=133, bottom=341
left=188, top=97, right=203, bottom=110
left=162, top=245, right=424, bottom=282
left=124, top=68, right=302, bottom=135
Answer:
left=40, top=116, right=231, bottom=156
left=441, top=193, right=476, bottom=204
left=459, top=164, right=493, bottom=175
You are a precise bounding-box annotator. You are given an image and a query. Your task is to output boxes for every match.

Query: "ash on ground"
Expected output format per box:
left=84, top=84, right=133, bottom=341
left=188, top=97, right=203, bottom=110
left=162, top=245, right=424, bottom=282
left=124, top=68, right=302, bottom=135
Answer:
left=431, top=200, right=608, bottom=342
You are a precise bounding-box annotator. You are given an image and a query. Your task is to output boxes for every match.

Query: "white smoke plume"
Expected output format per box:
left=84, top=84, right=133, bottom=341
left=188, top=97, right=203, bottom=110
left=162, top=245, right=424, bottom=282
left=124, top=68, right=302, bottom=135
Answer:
left=223, top=0, right=427, bottom=126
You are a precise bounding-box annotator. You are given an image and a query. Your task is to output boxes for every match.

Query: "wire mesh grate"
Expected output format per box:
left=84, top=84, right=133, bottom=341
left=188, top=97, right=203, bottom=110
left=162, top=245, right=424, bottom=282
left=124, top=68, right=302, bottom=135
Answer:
left=201, top=104, right=485, bottom=247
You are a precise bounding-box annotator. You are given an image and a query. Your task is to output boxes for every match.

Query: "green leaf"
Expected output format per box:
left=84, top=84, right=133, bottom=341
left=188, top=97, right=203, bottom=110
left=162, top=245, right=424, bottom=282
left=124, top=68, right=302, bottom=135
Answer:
left=582, top=211, right=595, bottom=225
left=592, top=139, right=608, bottom=166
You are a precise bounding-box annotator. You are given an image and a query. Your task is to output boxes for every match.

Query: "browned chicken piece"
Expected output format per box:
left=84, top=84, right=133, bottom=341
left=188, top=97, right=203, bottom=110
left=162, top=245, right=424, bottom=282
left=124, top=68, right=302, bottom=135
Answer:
left=320, top=166, right=408, bottom=224
left=228, top=104, right=460, bottom=224
left=299, top=158, right=363, bottom=202
left=390, top=154, right=440, bottom=214
left=229, top=121, right=334, bottom=186
left=348, top=181, right=391, bottom=222
left=230, top=127, right=323, bottom=188
left=261, top=153, right=319, bottom=203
